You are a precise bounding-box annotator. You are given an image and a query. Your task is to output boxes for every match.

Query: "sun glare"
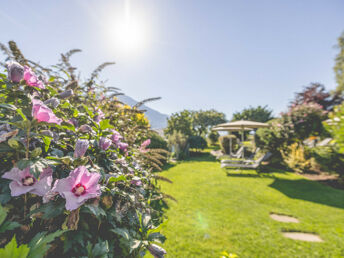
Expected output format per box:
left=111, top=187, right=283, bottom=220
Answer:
left=106, top=0, right=148, bottom=55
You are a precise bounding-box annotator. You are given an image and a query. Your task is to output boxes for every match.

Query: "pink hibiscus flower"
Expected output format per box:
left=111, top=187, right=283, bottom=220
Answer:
left=32, top=98, right=62, bottom=125
left=73, top=139, right=89, bottom=158
left=99, top=137, right=111, bottom=150
left=118, top=142, right=128, bottom=152
left=94, top=108, right=105, bottom=123
left=110, top=130, right=123, bottom=144
left=23, top=66, right=45, bottom=89
left=2, top=166, right=53, bottom=197
left=139, top=139, right=151, bottom=153
left=53, top=166, right=101, bottom=211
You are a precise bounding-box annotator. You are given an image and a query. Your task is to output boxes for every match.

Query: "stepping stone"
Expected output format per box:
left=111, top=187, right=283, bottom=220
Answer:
left=282, top=231, right=323, bottom=242
left=270, top=213, right=299, bottom=223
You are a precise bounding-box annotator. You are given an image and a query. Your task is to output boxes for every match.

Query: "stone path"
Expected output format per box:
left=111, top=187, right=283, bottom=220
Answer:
left=282, top=232, right=323, bottom=242
left=270, top=213, right=299, bottom=223
left=269, top=213, right=323, bottom=242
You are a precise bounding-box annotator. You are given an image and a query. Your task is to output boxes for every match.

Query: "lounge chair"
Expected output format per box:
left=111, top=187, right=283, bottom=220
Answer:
left=316, top=138, right=333, bottom=147
left=221, top=152, right=272, bottom=169
left=231, top=146, right=244, bottom=158
left=216, top=146, right=244, bottom=160
left=221, top=147, right=260, bottom=164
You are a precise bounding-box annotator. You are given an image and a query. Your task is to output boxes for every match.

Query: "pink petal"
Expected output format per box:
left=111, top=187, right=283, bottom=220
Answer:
left=54, top=177, right=74, bottom=199
left=9, top=181, right=34, bottom=196
left=30, top=175, right=52, bottom=196
left=41, top=166, right=53, bottom=178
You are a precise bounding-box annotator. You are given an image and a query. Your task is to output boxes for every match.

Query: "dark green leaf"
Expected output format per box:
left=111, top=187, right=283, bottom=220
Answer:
left=28, top=230, right=66, bottom=258
left=0, top=221, right=21, bottom=233
left=110, top=228, right=130, bottom=241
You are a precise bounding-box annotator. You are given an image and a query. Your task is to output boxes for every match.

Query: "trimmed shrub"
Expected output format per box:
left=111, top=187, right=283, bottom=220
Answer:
left=281, top=143, right=311, bottom=173
left=148, top=131, right=168, bottom=150
left=208, top=131, right=220, bottom=145
left=167, top=131, right=189, bottom=160
left=188, top=135, right=207, bottom=150
left=308, top=146, right=344, bottom=177
left=219, top=135, right=239, bottom=155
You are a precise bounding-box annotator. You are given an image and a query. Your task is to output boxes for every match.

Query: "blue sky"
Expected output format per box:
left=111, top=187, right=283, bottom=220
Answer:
left=1, top=0, right=343, bottom=119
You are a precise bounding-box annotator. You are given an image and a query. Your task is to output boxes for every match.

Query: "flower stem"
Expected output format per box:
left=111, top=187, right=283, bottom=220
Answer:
left=25, top=125, right=31, bottom=159
left=23, top=193, right=27, bottom=218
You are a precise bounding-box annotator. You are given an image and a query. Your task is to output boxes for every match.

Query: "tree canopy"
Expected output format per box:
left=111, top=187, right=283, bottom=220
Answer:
left=291, top=83, right=342, bottom=111
left=164, top=109, right=226, bottom=137
left=192, top=109, right=226, bottom=136
left=334, top=32, right=344, bottom=95
left=232, top=105, right=273, bottom=123
left=164, top=110, right=194, bottom=137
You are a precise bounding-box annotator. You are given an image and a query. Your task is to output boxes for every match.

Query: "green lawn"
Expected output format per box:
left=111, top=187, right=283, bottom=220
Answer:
left=151, top=151, right=344, bottom=258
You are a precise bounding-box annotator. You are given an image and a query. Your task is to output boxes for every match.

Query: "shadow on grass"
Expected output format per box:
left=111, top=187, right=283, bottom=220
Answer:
left=161, top=162, right=177, bottom=171
left=226, top=172, right=277, bottom=179
left=185, top=151, right=217, bottom=162
left=269, top=178, right=344, bottom=209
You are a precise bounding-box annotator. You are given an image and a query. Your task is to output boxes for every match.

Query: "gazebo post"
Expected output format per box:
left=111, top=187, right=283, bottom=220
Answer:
left=241, top=126, right=244, bottom=159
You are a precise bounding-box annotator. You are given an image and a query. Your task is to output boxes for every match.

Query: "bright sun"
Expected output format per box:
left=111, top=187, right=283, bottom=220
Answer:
left=107, top=0, right=148, bottom=55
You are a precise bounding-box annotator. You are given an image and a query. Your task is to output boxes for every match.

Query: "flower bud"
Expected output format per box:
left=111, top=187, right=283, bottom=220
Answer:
left=6, top=61, right=24, bottom=83
left=59, top=89, right=73, bottom=99
left=111, top=130, right=123, bottom=143
left=118, top=142, right=128, bottom=152
left=44, top=98, right=60, bottom=108
left=73, top=139, right=89, bottom=158
left=79, top=124, right=93, bottom=133
left=68, top=118, right=79, bottom=128
left=147, top=244, right=167, bottom=258
left=99, top=137, right=112, bottom=150
left=130, top=179, right=142, bottom=186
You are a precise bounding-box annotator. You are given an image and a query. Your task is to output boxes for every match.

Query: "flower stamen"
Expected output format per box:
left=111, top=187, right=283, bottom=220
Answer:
left=22, top=176, right=36, bottom=186
left=72, top=183, right=86, bottom=196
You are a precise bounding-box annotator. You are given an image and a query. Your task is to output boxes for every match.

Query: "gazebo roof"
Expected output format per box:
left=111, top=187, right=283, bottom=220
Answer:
left=216, top=120, right=269, bottom=129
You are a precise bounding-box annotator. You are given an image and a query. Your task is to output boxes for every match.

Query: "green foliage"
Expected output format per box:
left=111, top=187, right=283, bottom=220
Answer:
left=28, top=230, right=66, bottom=258
left=282, top=102, right=327, bottom=140
left=0, top=204, right=21, bottom=233
left=164, top=110, right=193, bottom=137
left=148, top=131, right=168, bottom=150
left=192, top=109, right=226, bottom=136
left=326, top=102, right=344, bottom=153
left=334, top=31, right=344, bottom=95
left=167, top=131, right=189, bottom=160
left=188, top=135, right=207, bottom=150
left=0, top=236, right=30, bottom=258
left=308, top=146, right=344, bottom=177
left=256, top=102, right=328, bottom=164
left=208, top=130, right=220, bottom=145
left=165, top=109, right=226, bottom=138
left=281, top=143, right=311, bottom=173
left=232, top=105, right=273, bottom=123
left=255, top=120, right=290, bottom=152
left=0, top=42, right=166, bottom=258
left=219, top=135, right=239, bottom=155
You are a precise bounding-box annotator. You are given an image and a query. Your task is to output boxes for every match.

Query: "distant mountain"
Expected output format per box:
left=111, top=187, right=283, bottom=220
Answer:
left=117, top=95, right=169, bottom=129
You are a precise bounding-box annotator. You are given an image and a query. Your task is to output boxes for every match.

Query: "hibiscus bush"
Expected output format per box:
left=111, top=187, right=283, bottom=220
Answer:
left=0, top=42, right=168, bottom=257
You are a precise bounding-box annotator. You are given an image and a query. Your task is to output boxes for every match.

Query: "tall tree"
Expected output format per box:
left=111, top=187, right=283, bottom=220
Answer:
left=291, top=83, right=342, bottom=111
left=232, top=105, right=273, bottom=122
left=192, top=109, right=226, bottom=136
left=164, top=110, right=194, bottom=137
left=334, top=32, right=344, bottom=95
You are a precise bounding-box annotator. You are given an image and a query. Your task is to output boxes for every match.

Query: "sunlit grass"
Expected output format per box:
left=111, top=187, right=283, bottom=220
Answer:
left=149, top=151, right=344, bottom=257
